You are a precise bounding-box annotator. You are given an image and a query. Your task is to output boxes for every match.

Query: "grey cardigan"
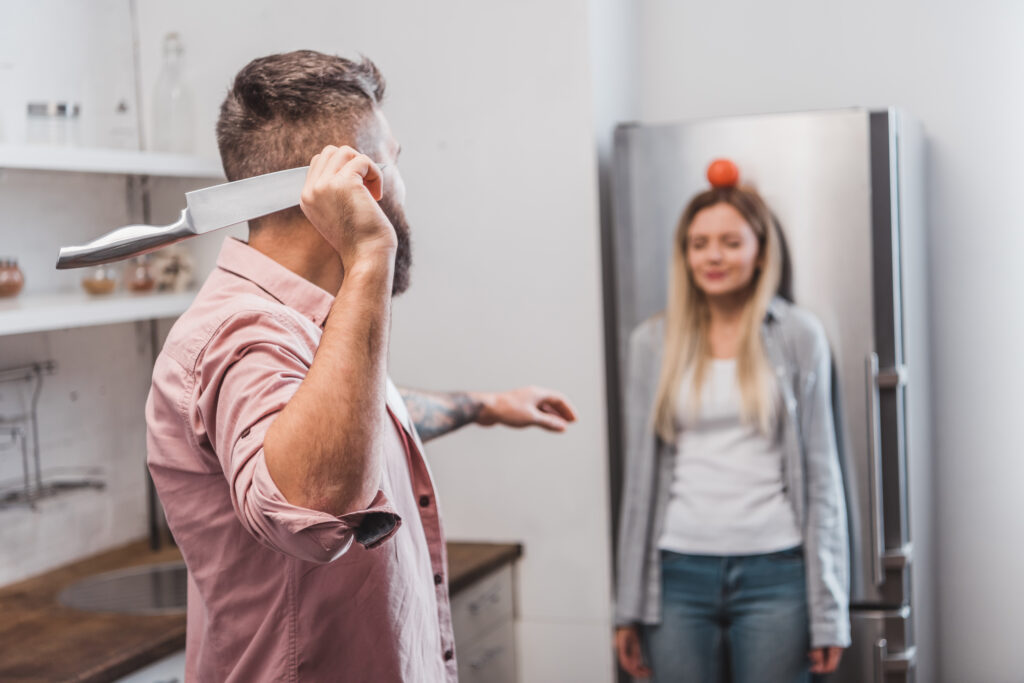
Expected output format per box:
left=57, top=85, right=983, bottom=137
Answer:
left=614, top=297, right=851, bottom=648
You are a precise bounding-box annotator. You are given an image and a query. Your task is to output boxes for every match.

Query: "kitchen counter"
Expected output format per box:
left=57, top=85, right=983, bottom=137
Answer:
left=0, top=542, right=185, bottom=683
left=447, top=541, right=522, bottom=594
left=0, top=539, right=522, bottom=682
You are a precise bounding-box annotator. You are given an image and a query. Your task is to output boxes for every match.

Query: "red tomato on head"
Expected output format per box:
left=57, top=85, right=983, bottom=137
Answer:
left=707, top=159, right=740, bottom=188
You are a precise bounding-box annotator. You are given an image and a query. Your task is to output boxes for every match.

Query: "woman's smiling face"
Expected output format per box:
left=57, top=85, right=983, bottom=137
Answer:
left=685, top=202, right=762, bottom=298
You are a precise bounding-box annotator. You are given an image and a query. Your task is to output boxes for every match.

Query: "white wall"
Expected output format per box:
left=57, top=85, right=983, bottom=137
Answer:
left=133, top=2, right=614, bottom=681
left=635, top=2, right=1024, bottom=681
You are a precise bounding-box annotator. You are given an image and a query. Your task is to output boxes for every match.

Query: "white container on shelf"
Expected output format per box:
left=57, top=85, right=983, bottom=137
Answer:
left=25, top=101, right=81, bottom=147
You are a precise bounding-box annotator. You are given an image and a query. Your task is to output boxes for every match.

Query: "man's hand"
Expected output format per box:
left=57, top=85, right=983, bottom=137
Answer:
left=809, top=646, right=844, bottom=674
left=614, top=626, right=652, bottom=679
left=299, top=145, right=396, bottom=269
left=399, top=386, right=578, bottom=443
left=473, top=386, right=577, bottom=432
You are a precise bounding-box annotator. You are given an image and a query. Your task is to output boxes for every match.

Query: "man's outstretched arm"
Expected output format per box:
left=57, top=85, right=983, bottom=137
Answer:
left=399, top=386, right=578, bottom=443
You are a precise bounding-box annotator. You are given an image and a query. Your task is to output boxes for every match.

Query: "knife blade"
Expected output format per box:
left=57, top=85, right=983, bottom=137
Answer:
left=55, top=166, right=309, bottom=270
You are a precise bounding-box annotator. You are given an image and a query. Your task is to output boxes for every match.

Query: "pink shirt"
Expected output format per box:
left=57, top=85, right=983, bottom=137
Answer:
left=146, top=237, right=457, bottom=682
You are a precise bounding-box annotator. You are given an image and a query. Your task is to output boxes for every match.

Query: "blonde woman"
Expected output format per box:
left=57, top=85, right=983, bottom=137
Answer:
left=614, top=166, right=850, bottom=682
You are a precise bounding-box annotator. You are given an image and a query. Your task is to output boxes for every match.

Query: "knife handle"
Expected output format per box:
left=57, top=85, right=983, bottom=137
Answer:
left=55, top=209, right=196, bottom=270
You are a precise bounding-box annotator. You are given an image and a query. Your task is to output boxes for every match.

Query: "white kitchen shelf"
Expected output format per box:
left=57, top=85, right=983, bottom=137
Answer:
left=0, top=290, right=196, bottom=337
left=0, top=145, right=223, bottom=178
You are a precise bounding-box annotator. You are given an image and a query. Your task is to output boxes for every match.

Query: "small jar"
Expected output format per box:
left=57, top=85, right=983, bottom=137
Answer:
left=0, top=259, right=25, bottom=298
left=81, top=265, right=117, bottom=295
left=26, top=101, right=81, bottom=147
left=125, top=256, right=155, bottom=293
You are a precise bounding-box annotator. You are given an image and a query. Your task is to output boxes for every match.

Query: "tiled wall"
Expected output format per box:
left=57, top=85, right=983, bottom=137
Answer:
left=0, top=322, right=154, bottom=584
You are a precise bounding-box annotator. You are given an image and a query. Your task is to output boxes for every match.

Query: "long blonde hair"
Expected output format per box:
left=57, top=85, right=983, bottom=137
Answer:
left=653, top=185, right=784, bottom=442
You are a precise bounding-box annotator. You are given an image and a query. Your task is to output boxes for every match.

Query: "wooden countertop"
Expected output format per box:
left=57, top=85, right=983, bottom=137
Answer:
left=0, top=543, right=186, bottom=683
left=446, top=541, right=523, bottom=594
left=0, top=538, right=522, bottom=682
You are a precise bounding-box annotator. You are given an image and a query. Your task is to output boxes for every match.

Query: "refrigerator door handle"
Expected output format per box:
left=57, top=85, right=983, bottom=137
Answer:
left=866, top=353, right=909, bottom=585
left=873, top=638, right=887, bottom=683
left=866, top=353, right=887, bottom=586
left=883, top=542, right=913, bottom=569
left=886, top=645, right=917, bottom=675
left=874, top=638, right=917, bottom=682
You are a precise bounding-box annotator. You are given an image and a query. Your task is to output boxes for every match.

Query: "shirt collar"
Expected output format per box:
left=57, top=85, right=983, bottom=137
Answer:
left=215, top=237, right=334, bottom=327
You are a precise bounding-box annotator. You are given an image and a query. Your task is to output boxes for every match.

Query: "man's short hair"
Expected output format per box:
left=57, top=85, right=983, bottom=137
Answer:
left=216, top=50, right=386, bottom=226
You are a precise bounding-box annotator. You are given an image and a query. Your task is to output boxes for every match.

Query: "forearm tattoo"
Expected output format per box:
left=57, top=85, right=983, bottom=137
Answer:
left=399, top=389, right=483, bottom=443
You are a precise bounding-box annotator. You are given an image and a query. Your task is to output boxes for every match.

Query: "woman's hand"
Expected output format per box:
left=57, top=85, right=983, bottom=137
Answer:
left=615, top=626, right=652, bottom=679
left=808, top=646, right=844, bottom=674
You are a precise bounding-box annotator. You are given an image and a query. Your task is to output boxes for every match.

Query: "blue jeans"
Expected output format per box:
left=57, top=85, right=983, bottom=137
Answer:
left=643, top=547, right=810, bottom=683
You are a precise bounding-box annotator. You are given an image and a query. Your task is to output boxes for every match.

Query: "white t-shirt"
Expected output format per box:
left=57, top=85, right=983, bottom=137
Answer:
left=658, top=358, right=803, bottom=556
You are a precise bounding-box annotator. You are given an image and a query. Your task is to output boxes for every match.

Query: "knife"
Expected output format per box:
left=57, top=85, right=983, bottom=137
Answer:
left=55, top=166, right=310, bottom=269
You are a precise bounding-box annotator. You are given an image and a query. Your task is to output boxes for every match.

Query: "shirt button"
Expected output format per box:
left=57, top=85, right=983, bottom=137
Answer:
left=444, top=649, right=454, bottom=661
left=434, top=573, right=443, bottom=586
left=419, top=495, right=430, bottom=507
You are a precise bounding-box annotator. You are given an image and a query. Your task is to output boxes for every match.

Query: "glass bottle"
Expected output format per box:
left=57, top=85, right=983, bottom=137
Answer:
left=151, top=33, right=195, bottom=153
left=108, top=98, right=138, bottom=150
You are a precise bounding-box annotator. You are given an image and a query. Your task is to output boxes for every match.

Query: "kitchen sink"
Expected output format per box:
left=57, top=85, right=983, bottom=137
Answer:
left=58, top=561, right=186, bottom=615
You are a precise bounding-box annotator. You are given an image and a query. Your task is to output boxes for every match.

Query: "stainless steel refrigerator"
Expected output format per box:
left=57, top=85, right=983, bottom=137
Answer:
left=603, top=109, right=933, bottom=683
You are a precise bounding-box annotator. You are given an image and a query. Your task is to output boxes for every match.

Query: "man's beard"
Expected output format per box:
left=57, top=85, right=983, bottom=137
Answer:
left=379, top=193, right=412, bottom=296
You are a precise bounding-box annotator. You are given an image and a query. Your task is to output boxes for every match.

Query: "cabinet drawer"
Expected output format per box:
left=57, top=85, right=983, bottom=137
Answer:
left=451, top=564, right=514, bottom=646
left=457, top=618, right=516, bottom=683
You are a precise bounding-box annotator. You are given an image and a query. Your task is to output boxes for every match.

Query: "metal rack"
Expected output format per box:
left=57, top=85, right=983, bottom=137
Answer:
left=0, top=361, right=105, bottom=508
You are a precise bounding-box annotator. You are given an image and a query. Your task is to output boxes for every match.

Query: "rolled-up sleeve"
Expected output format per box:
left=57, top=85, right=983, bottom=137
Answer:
left=196, top=309, right=400, bottom=564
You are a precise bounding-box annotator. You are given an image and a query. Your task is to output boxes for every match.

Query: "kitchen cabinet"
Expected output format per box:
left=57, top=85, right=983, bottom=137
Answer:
left=114, top=650, right=185, bottom=683
left=452, top=563, right=518, bottom=683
